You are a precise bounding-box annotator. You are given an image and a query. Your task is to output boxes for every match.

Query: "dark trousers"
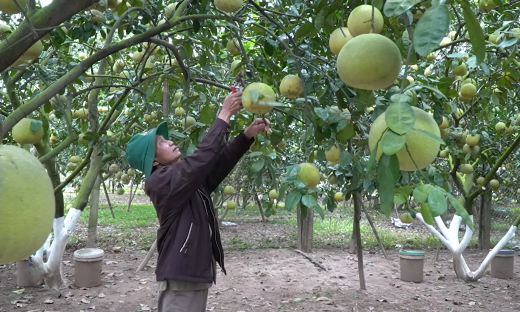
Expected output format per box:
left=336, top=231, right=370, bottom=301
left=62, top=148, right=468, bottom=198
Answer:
left=158, top=288, right=209, bottom=312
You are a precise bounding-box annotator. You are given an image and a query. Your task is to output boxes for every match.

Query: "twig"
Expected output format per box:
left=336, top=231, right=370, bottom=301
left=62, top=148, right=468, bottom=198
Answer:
left=102, top=178, right=115, bottom=219
left=294, top=249, right=327, bottom=271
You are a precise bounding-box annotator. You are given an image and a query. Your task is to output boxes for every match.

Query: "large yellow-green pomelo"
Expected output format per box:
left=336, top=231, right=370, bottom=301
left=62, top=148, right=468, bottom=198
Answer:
left=368, top=106, right=441, bottom=171
left=0, top=0, right=27, bottom=14
left=347, top=5, right=384, bottom=37
left=214, top=0, right=243, bottom=12
left=242, top=82, right=276, bottom=114
left=12, top=118, right=44, bottom=144
left=279, top=74, right=303, bottom=99
left=0, top=145, right=55, bottom=264
left=297, top=162, right=320, bottom=189
left=337, top=33, right=402, bottom=90
left=329, top=27, right=352, bottom=56
left=20, top=40, right=44, bottom=61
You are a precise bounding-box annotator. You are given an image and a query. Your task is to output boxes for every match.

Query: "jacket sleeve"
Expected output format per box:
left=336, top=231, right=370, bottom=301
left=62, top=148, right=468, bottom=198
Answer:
left=150, top=119, right=231, bottom=210
left=205, top=131, right=254, bottom=193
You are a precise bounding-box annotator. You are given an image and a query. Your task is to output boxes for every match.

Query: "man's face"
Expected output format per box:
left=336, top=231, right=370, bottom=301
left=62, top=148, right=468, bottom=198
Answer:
left=154, top=135, right=181, bottom=166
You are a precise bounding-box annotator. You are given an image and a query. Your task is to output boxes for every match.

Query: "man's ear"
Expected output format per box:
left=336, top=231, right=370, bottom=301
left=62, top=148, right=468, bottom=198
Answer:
left=152, top=160, right=159, bottom=166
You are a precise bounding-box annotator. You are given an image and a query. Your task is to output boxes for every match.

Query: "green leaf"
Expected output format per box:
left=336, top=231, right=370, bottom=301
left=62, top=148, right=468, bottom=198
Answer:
left=30, top=119, right=43, bottom=132
left=420, top=203, right=435, bottom=226
left=285, top=190, right=302, bottom=210
left=340, top=149, right=352, bottom=166
left=414, top=129, right=445, bottom=145
left=250, top=158, right=265, bottom=173
left=381, top=130, right=406, bottom=155
left=314, top=203, right=325, bottom=219
left=366, top=145, right=378, bottom=174
left=301, top=194, right=318, bottom=209
left=295, top=23, right=315, bottom=39
left=447, top=193, right=474, bottom=231
left=383, top=0, right=423, bottom=17
left=385, top=100, right=415, bottom=135
left=413, top=184, right=434, bottom=203
left=413, top=4, right=450, bottom=56
left=459, top=0, right=485, bottom=65
left=394, top=185, right=414, bottom=204
left=377, top=154, right=398, bottom=216
left=200, top=105, right=214, bottom=125
left=286, top=164, right=300, bottom=177
left=12, top=288, right=24, bottom=294
left=427, top=187, right=447, bottom=217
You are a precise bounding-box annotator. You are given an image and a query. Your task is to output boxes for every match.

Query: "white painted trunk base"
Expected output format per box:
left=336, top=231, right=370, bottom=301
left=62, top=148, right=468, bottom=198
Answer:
left=29, top=208, right=82, bottom=290
left=416, top=213, right=517, bottom=281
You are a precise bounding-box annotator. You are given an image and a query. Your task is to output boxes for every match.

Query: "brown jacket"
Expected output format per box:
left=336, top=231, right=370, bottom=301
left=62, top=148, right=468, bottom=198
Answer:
left=145, top=118, right=253, bottom=283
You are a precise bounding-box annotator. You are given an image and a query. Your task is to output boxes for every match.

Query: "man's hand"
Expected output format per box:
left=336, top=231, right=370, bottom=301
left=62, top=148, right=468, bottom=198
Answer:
left=218, top=91, right=243, bottom=123
left=244, top=118, right=272, bottom=139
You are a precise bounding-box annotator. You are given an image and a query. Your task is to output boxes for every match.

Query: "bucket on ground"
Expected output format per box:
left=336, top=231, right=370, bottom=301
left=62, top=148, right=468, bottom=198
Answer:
left=399, top=250, right=425, bottom=283
left=73, top=248, right=104, bottom=287
left=491, top=249, right=515, bottom=279
left=16, top=259, right=43, bottom=287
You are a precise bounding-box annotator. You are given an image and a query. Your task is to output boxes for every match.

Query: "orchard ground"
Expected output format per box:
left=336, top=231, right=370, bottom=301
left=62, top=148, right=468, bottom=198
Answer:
left=1, top=192, right=520, bottom=312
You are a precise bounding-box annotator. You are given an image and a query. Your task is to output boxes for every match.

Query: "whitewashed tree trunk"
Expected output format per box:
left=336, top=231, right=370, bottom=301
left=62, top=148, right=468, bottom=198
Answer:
left=416, top=214, right=517, bottom=281
left=29, top=208, right=82, bottom=290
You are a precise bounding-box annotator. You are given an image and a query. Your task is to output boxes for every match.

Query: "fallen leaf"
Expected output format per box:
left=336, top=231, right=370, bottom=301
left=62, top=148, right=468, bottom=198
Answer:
left=293, top=298, right=303, bottom=303
left=113, top=246, right=122, bottom=253
left=44, top=299, right=54, bottom=304
left=81, top=298, right=91, bottom=304
left=98, top=293, right=105, bottom=298
left=12, top=289, right=25, bottom=294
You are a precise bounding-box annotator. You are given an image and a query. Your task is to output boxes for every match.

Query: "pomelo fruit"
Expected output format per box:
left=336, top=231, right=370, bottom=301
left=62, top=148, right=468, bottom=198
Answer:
left=489, top=179, right=499, bottom=190
left=242, top=82, right=276, bottom=114
left=226, top=38, right=240, bottom=55
left=268, top=189, right=279, bottom=200
left=297, top=162, right=320, bottom=189
left=224, top=185, right=234, bottom=195
left=0, top=145, right=55, bottom=264
left=214, top=0, right=243, bottom=12
left=12, top=118, right=44, bottom=144
left=0, top=0, right=28, bottom=14
left=182, top=116, right=196, bottom=128
left=334, top=192, right=345, bottom=201
left=400, top=212, right=413, bottom=224
left=279, top=74, right=303, bottom=99
left=347, top=5, right=384, bottom=37
left=329, top=27, right=352, bottom=56
left=20, top=40, right=43, bottom=61
left=325, top=145, right=341, bottom=165
left=337, top=33, right=402, bottom=90
left=368, top=106, right=441, bottom=171
left=460, top=164, right=474, bottom=174
left=226, top=200, right=236, bottom=209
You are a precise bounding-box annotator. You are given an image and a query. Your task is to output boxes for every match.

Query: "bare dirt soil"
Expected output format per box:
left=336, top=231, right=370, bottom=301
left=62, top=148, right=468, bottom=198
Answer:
left=2, top=221, right=520, bottom=311
left=2, top=193, right=520, bottom=311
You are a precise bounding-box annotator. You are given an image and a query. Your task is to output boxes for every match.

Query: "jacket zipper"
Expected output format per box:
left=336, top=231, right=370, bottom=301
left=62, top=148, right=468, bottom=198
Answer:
left=198, top=189, right=224, bottom=267
left=179, top=223, right=193, bottom=253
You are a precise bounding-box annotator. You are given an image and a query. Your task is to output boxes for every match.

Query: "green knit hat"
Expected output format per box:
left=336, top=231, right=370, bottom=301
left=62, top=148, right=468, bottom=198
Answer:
left=125, top=122, right=169, bottom=178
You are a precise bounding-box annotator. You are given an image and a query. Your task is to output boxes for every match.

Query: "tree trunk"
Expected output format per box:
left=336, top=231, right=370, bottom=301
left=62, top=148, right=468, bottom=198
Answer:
left=29, top=208, right=83, bottom=290
left=252, top=191, right=266, bottom=223
left=297, top=205, right=313, bottom=252
left=353, top=192, right=366, bottom=290
left=87, top=176, right=102, bottom=248
left=478, top=192, right=492, bottom=250
left=126, top=180, right=134, bottom=212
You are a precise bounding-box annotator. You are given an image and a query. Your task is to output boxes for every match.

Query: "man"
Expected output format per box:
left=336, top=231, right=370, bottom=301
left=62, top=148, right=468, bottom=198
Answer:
left=125, top=91, right=271, bottom=311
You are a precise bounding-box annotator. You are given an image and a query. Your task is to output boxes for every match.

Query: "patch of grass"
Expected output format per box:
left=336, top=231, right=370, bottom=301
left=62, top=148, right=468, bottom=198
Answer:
left=77, top=203, right=157, bottom=229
